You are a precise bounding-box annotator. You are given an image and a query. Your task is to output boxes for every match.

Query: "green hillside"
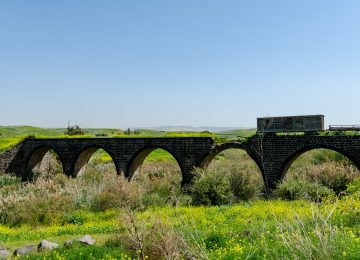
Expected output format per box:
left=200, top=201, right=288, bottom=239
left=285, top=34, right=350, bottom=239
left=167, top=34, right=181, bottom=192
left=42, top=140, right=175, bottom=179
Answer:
left=217, top=128, right=256, bottom=140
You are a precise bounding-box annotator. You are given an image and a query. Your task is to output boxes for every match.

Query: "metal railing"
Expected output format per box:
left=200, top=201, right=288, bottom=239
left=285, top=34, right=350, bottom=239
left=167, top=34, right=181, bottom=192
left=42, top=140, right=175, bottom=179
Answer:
left=329, top=125, right=360, bottom=131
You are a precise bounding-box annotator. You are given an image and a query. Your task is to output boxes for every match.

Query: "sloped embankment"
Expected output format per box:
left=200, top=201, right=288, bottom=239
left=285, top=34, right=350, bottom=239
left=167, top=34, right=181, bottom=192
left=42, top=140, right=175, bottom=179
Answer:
left=0, top=145, right=21, bottom=174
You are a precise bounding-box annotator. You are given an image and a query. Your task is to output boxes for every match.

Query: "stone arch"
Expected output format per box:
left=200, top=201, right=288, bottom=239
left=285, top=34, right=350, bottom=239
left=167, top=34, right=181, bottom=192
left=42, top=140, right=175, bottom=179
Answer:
left=280, top=145, right=360, bottom=181
left=200, top=142, right=264, bottom=176
left=126, top=146, right=183, bottom=180
left=72, top=146, right=118, bottom=177
left=26, top=145, right=64, bottom=179
left=198, top=142, right=266, bottom=196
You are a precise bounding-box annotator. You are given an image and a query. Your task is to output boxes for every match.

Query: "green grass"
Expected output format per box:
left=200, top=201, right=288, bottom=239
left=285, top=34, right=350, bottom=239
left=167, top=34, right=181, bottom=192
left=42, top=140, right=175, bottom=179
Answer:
left=144, top=149, right=176, bottom=162
left=217, top=128, right=256, bottom=141
left=88, top=148, right=179, bottom=164
left=2, top=198, right=359, bottom=259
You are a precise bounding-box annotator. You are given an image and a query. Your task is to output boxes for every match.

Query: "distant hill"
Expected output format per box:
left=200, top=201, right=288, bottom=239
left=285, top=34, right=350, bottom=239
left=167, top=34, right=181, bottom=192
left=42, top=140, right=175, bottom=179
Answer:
left=140, top=126, right=251, bottom=133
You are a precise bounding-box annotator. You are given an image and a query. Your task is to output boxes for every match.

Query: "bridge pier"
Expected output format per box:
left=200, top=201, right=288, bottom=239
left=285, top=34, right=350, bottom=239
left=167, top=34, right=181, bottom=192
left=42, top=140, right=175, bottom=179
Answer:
left=261, top=164, right=282, bottom=194
left=63, top=161, right=74, bottom=177
left=179, top=161, right=199, bottom=189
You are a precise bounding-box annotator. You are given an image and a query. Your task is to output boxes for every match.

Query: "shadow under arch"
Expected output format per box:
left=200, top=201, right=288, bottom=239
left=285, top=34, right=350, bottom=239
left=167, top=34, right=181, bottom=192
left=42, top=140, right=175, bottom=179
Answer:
left=280, top=145, right=360, bottom=181
left=126, top=146, right=184, bottom=180
left=26, top=145, right=64, bottom=180
left=72, top=146, right=118, bottom=177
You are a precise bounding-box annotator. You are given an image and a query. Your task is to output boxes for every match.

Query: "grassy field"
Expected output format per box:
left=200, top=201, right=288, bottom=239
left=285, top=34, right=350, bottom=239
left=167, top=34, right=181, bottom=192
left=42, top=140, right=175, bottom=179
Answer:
left=0, top=126, right=360, bottom=259
left=1, top=199, right=360, bottom=259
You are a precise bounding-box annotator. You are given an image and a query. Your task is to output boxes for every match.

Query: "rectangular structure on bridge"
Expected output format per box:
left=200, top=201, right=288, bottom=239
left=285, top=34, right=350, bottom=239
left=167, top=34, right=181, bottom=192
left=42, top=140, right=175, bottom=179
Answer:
left=257, top=115, right=324, bottom=133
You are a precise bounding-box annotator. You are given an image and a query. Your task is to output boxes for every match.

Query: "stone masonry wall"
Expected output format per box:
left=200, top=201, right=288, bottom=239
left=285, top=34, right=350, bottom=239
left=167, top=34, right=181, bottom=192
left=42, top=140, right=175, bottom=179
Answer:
left=2, top=135, right=360, bottom=193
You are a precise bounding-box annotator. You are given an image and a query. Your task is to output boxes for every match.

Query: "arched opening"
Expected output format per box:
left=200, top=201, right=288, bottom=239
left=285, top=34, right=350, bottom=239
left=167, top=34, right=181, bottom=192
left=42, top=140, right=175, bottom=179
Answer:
left=27, top=146, right=64, bottom=180
left=73, top=147, right=117, bottom=177
left=128, top=148, right=183, bottom=206
left=283, top=148, right=360, bottom=195
left=203, top=148, right=264, bottom=200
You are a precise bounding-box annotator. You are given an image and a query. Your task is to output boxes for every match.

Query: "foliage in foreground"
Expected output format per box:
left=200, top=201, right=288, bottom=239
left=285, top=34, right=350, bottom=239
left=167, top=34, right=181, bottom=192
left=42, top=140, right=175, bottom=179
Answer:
left=0, top=148, right=360, bottom=259
left=2, top=196, right=359, bottom=260
left=189, top=150, right=264, bottom=206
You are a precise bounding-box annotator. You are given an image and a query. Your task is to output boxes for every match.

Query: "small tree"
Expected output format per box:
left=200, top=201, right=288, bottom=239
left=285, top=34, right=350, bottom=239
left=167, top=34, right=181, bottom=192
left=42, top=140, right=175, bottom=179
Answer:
left=124, top=128, right=131, bottom=135
left=64, top=123, right=85, bottom=136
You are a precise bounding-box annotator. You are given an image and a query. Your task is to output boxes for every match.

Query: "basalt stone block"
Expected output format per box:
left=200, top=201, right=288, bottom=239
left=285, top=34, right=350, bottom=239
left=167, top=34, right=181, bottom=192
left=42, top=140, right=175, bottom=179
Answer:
left=38, top=240, right=59, bottom=250
left=78, top=235, right=96, bottom=245
left=0, top=249, right=10, bottom=259
left=13, top=245, right=36, bottom=256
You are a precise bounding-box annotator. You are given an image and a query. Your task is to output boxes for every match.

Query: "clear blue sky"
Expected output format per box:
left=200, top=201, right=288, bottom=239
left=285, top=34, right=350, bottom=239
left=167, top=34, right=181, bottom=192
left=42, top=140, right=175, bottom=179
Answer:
left=1, top=1, right=360, bottom=128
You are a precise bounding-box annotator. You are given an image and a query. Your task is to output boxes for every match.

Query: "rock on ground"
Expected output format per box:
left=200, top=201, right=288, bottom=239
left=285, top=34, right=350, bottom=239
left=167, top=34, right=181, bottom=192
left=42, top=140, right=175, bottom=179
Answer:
left=13, top=245, right=36, bottom=256
left=78, top=235, right=96, bottom=245
left=0, top=249, right=10, bottom=259
left=38, top=240, right=59, bottom=250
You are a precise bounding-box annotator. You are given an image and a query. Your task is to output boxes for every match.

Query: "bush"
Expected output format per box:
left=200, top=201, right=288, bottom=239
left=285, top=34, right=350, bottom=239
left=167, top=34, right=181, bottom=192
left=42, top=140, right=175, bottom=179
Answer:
left=0, top=193, right=75, bottom=226
left=115, top=211, right=193, bottom=260
left=190, top=168, right=233, bottom=206
left=204, top=149, right=264, bottom=202
left=64, top=124, right=85, bottom=136
left=190, top=150, right=264, bottom=205
left=0, top=177, right=75, bottom=226
left=228, top=164, right=264, bottom=201
left=273, top=180, right=334, bottom=202
left=346, top=177, right=360, bottom=196
left=286, top=162, right=359, bottom=195
left=133, top=161, right=184, bottom=207
left=313, top=163, right=359, bottom=194
left=91, top=175, right=144, bottom=211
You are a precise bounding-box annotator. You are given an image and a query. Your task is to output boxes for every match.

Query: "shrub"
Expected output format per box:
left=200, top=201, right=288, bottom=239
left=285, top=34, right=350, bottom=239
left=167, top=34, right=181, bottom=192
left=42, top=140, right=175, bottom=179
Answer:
left=115, top=210, right=194, bottom=260
left=91, top=175, right=144, bottom=211
left=286, top=162, right=359, bottom=195
left=133, top=161, right=184, bottom=207
left=64, top=124, right=85, bottom=136
left=0, top=177, right=76, bottom=226
left=190, top=168, right=233, bottom=206
left=346, top=177, right=360, bottom=197
left=204, top=149, right=264, bottom=202
left=63, top=211, right=87, bottom=225
left=315, top=163, right=358, bottom=194
left=228, top=164, right=264, bottom=201
left=0, top=193, right=74, bottom=226
left=273, top=180, right=334, bottom=202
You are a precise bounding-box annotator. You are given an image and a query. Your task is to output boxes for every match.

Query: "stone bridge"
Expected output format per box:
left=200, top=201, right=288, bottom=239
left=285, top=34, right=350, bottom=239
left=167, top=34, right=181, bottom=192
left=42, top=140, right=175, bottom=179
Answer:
left=1, top=134, right=360, bottom=193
